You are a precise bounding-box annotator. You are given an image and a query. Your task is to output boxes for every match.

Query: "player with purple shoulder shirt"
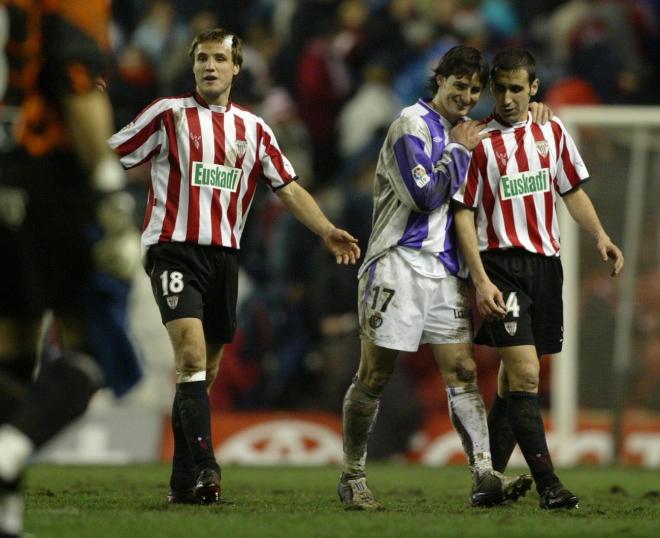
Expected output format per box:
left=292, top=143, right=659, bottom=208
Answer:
left=337, top=45, right=554, bottom=510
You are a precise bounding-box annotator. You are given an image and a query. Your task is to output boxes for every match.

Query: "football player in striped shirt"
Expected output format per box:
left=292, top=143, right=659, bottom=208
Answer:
left=109, top=28, right=360, bottom=505
left=453, top=48, right=624, bottom=509
left=337, top=46, right=554, bottom=510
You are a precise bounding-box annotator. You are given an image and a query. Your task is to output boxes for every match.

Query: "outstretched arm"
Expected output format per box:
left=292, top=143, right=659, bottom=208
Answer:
left=276, top=181, right=361, bottom=265
left=454, top=206, right=507, bottom=320
left=563, top=187, right=624, bottom=276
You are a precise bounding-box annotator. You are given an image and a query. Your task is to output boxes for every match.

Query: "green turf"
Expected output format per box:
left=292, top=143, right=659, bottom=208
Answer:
left=23, top=464, right=659, bottom=538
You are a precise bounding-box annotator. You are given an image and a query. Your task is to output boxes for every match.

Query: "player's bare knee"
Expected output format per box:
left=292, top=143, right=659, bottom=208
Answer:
left=361, top=366, right=394, bottom=393
left=176, top=344, right=206, bottom=374
left=510, top=372, right=539, bottom=392
left=454, top=356, right=477, bottom=383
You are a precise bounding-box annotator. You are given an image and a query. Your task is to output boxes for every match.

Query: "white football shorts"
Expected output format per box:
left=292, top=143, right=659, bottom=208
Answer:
left=357, top=250, right=473, bottom=351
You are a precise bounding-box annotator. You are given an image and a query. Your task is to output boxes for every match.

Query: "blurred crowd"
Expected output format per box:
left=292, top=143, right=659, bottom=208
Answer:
left=108, top=0, right=660, bottom=422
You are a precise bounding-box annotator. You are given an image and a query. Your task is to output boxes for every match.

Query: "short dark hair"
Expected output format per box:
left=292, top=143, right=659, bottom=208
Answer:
left=427, top=46, right=488, bottom=95
left=188, top=28, right=243, bottom=68
left=491, top=48, right=536, bottom=84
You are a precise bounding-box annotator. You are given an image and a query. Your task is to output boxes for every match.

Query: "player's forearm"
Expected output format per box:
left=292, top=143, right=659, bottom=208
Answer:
left=563, top=188, right=610, bottom=242
left=276, top=181, right=335, bottom=239
left=454, top=207, right=490, bottom=286
left=62, top=90, right=125, bottom=191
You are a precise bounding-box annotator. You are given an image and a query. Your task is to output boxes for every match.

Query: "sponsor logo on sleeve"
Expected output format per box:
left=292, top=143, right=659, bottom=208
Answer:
left=411, top=164, right=430, bottom=188
left=499, top=168, right=550, bottom=200
left=191, top=161, right=243, bottom=192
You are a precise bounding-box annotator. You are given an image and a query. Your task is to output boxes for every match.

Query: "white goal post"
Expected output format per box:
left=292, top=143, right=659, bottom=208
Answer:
left=553, top=106, right=660, bottom=465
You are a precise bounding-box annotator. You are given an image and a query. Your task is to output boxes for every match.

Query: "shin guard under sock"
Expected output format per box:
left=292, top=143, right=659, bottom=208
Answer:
left=342, top=377, right=381, bottom=476
left=170, top=392, right=195, bottom=488
left=488, top=394, right=517, bottom=472
left=176, top=381, right=217, bottom=473
left=507, top=391, right=558, bottom=492
left=447, top=384, right=492, bottom=473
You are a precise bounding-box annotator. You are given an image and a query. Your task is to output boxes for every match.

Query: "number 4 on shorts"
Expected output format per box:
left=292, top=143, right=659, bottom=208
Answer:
left=505, top=291, right=520, bottom=317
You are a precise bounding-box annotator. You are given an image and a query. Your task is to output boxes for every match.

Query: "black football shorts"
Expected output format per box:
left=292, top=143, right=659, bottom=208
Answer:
left=145, top=242, right=238, bottom=344
left=475, top=248, right=564, bottom=356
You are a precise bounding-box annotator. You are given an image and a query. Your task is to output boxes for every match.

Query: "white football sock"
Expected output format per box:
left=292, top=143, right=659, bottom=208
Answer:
left=447, top=384, right=493, bottom=474
left=342, top=378, right=380, bottom=476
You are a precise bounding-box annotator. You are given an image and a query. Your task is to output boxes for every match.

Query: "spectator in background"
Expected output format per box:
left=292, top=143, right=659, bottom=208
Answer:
left=338, top=60, right=401, bottom=161
left=296, top=17, right=352, bottom=184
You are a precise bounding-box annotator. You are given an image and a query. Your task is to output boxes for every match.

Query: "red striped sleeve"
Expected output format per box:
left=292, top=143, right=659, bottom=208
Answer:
left=550, top=121, right=563, bottom=191
left=560, top=136, right=581, bottom=188
left=210, top=111, right=226, bottom=246
left=463, top=149, right=480, bottom=207
left=261, top=126, right=293, bottom=187
left=490, top=131, right=521, bottom=248
left=114, top=114, right=161, bottom=158
left=159, top=109, right=182, bottom=243
left=514, top=126, right=543, bottom=254
left=242, top=122, right=263, bottom=217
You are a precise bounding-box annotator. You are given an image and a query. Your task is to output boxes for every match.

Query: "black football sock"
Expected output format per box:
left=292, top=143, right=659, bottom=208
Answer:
left=8, top=353, right=102, bottom=448
left=506, top=391, right=559, bottom=492
left=0, top=354, right=36, bottom=423
left=176, top=381, right=218, bottom=473
left=170, top=393, right=195, bottom=489
left=488, top=394, right=517, bottom=473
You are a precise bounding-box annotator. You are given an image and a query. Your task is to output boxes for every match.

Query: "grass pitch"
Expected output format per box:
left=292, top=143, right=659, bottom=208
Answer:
left=24, top=464, right=658, bottom=538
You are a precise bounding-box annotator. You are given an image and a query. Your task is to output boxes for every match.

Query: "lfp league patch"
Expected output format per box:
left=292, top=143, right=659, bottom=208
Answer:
left=411, top=164, right=430, bottom=188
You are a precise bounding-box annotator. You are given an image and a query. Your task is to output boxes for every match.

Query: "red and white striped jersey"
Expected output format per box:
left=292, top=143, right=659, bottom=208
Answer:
left=108, top=92, right=296, bottom=250
left=453, top=113, right=588, bottom=257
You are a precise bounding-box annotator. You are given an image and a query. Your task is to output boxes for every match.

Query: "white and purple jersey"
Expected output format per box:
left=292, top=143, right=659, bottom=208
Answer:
left=358, top=99, right=471, bottom=279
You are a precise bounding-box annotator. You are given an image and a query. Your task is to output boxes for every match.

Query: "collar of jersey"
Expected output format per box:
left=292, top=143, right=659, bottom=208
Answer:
left=194, top=91, right=231, bottom=112
left=418, top=98, right=463, bottom=129
left=492, top=110, right=530, bottom=129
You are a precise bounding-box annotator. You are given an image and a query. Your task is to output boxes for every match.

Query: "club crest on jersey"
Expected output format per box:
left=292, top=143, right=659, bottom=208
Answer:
left=535, top=140, right=549, bottom=157
left=192, top=161, right=242, bottom=192
left=495, top=151, right=508, bottom=168
left=504, top=321, right=517, bottom=336
left=190, top=133, right=201, bottom=150
left=234, top=140, right=248, bottom=159
left=369, top=312, right=383, bottom=329
left=499, top=168, right=550, bottom=200
left=167, top=296, right=179, bottom=310
left=411, top=164, right=430, bottom=188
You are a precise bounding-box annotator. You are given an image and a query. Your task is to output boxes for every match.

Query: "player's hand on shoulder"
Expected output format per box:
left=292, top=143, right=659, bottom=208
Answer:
left=449, top=120, right=489, bottom=151
left=322, top=227, right=361, bottom=265
left=529, top=102, right=553, bottom=125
